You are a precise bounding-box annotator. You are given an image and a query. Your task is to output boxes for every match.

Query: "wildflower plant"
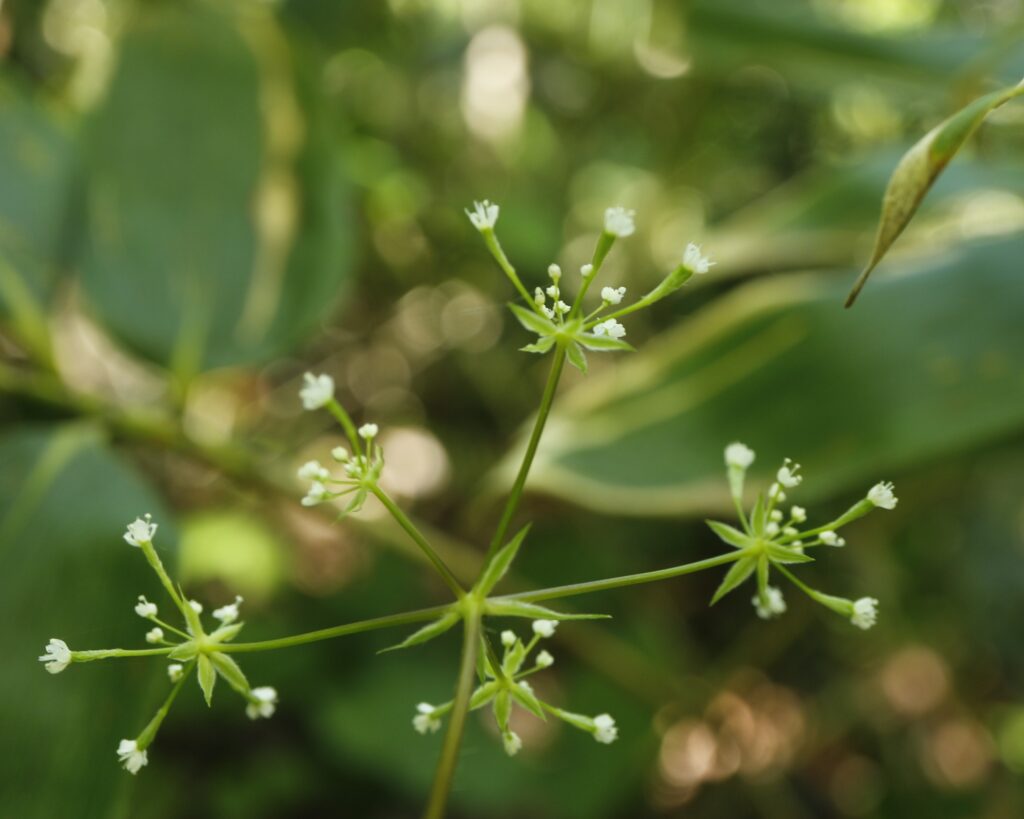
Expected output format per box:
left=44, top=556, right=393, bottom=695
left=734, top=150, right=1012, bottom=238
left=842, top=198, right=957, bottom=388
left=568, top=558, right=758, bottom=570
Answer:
left=39, top=203, right=896, bottom=818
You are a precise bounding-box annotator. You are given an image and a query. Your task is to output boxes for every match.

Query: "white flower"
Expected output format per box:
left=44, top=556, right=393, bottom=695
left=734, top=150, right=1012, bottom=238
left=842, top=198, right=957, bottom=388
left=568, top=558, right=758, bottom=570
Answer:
left=790, top=505, right=807, bottom=523
left=301, top=480, right=329, bottom=507
left=534, top=287, right=546, bottom=305
left=145, top=627, right=164, bottom=644
left=413, top=702, right=442, bottom=735
left=819, top=530, right=845, bottom=547
left=768, top=482, right=786, bottom=502
left=134, top=595, right=157, bottom=619
left=547, top=263, right=562, bottom=282
left=532, top=619, right=557, bottom=638
left=765, top=521, right=780, bottom=537
left=682, top=242, right=714, bottom=274
left=331, top=446, right=349, bottom=462
left=39, top=638, right=71, bottom=674
left=545, top=285, right=558, bottom=299
left=188, top=599, right=203, bottom=615
left=592, top=318, right=626, bottom=339
left=541, top=305, right=555, bottom=320
left=580, top=263, right=594, bottom=278
left=851, top=597, right=879, bottom=630
left=592, top=714, right=618, bottom=744
left=117, top=739, right=148, bottom=775
left=358, top=423, right=379, bottom=440
left=769, top=510, right=783, bottom=522
left=213, top=595, right=243, bottom=625
left=297, top=460, right=329, bottom=482
left=123, top=514, right=157, bottom=547
left=724, top=442, right=755, bottom=470
left=604, top=206, right=636, bottom=238
left=502, top=730, right=523, bottom=756
left=777, top=459, right=802, bottom=488
left=536, top=650, right=554, bottom=668
left=246, top=686, right=278, bottom=720
left=600, top=286, right=626, bottom=305
left=466, top=200, right=499, bottom=231
left=167, top=664, right=184, bottom=683
left=868, top=481, right=898, bottom=510
left=555, top=300, right=571, bottom=315
left=752, top=586, right=787, bottom=620
left=500, top=630, right=516, bottom=648
left=783, top=526, right=799, bottom=537
left=299, top=372, right=334, bottom=411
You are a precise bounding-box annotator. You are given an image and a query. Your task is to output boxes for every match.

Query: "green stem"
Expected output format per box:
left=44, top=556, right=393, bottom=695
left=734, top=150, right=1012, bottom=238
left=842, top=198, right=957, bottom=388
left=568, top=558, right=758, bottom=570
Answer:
left=138, top=540, right=188, bottom=615
left=72, top=647, right=174, bottom=662
left=138, top=661, right=193, bottom=747
left=218, top=604, right=449, bottom=653
left=500, top=551, right=742, bottom=604
left=481, top=229, right=543, bottom=317
left=149, top=616, right=191, bottom=641
left=325, top=399, right=362, bottom=454
left=486, top=350, right=566, bottom=560
left=423, top=608, right=482, bottom=819
left=371, top=486, right=465, bottom=599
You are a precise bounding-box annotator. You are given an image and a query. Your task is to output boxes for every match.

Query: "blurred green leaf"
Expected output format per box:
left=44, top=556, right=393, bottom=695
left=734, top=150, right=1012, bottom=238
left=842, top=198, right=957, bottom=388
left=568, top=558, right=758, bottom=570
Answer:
left=502, top=234, right=1024, bottom=516
left=0, top=78, right=72, bottom=348
left=79, top=2, right=354, bottom=375
left=847, top=81, right=1024, bottom=305
left=0, top=423, right=173, bottom=819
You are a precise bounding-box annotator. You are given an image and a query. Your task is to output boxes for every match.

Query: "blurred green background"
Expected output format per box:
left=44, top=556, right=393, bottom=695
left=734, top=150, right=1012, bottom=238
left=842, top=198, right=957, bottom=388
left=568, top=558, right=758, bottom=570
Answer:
left=2, top=0, right=1024, bottom=817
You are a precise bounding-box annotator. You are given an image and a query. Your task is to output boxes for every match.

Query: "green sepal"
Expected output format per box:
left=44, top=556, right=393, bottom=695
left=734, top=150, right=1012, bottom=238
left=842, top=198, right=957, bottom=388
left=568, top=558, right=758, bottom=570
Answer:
left=210, top=652, right=250, bottom=696
left=476, top=524, right=530, bottom=597
left=168, top=641, right=198, bottom=661
left=766, top=544, right=815, bottom=564
left=493, top=689, right=511, bottom=732
left=379, top=610, right=461, bottom=653
left=565, top=341, right=588, bottom=374
left=706, top=520, right=755, bottom=550
left=508, top=303, right=558, bottom=336
left=197, top=654, right=216, bottom=706
left=208, top=622, right=244, bottom=644
left=502, top=640, right=527, bottom=676
left=469, top=681, right=499, bottom=710
left=483, top=599, right=609, bottom=621
left=751, top=493, right=767, bottom=535
left=577, top=334, right=634, bottom=352
left=710, top=555, right=757, bottom=605
left=521, top=337, right=556, bottom=354
left=510, top=682, right=546, bottom=720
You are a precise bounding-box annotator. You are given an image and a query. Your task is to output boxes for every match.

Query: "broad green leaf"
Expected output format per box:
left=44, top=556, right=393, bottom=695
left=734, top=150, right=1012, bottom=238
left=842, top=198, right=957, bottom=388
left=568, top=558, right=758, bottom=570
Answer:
left=847, top=81, right=1024, bottom=306
left=521, top=337, right=557, bottom=354
left=476, top=524, right=530, bottom=596
left=505, top=235, right=1024, bottom=517
left=79, top=3, right=354, bottom=373
left=507, top=303, right=557, bottom=336
left=0, top=424, right=173, bottom=819
left=379, top=610, right=460, bottom=653
left=0, top=78, right=73, bottom=350
left=709, top=555, right=756, bottom=605
left=706, top=520, right=753, bottom=550
left=197, top=654, right=217, bottom=706
left=483, top=599, right=609, bottom=621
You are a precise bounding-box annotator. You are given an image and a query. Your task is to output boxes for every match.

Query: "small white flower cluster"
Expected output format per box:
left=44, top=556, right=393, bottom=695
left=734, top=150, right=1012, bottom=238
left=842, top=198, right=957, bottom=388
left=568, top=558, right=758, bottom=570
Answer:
left=299, top=372, right=334, bottom=411
left=713, top=443, right=896, bottom=630
left=294, top=391, right=385, bottom=514
left=117, top=739, right=148, bottom=775
left=466, top=199, right=499, bottom=231
left=411, top=619, right=616, bottom=756
left=246, top=686, right=279, bottom=720
left=603, top=206, right=636, bottom=238
left=533, top=264, right=571, bottom=321
left=123, top=514, right=157, bottom=547
left=213, top=595, right=244, bottom=625
left=682, top=242, right=715, bottom=275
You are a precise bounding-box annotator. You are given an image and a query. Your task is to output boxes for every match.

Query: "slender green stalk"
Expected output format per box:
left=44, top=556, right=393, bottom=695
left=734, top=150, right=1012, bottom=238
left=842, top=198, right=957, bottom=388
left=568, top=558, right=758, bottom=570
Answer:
left=500, top=551, right=742, bottom=604
left=326, top=399, right=362, bottom=454
left=371, top=486, right=465, bottom=599
left=481, top=230, right=542, bottom=316
left=218, top=604, right=450, bottom=653
left=486, top=350, right=566, bottom=560
left=138, top=541, right=188, bottom=614
left=138, top=661, right=193, bottom=746
left=72, top=647, right=175, bottom=662
left=423, top=608, right=481, bottom=819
